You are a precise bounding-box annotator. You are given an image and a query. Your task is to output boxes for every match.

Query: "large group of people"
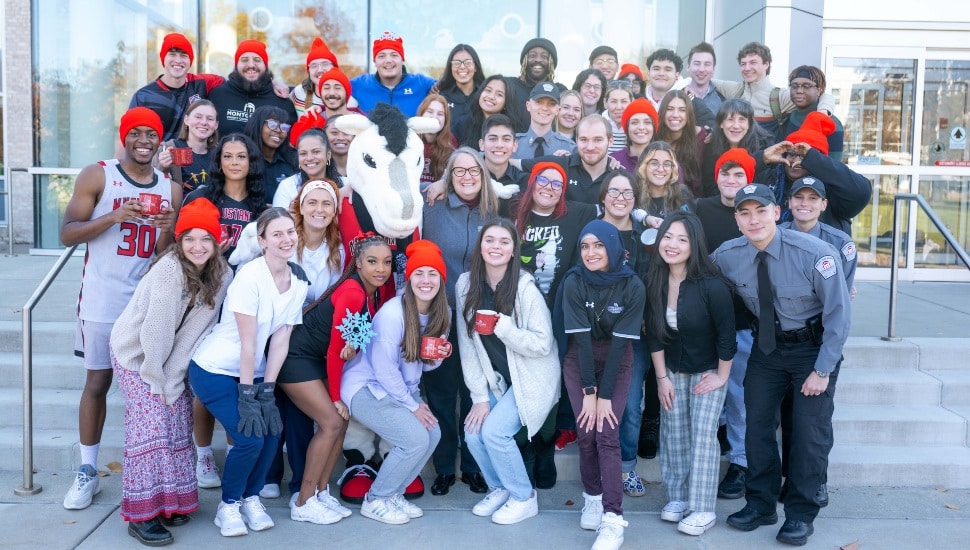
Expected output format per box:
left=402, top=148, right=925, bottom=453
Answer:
left=60, top=27, right=871, bottom=550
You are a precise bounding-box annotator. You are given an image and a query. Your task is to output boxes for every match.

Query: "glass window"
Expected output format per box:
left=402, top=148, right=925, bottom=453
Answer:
left=915, top=177, right=970, bottom=268
left=853, top=175, right=909, bottom=268
left=921, top=60, right=970, bottom=166
left=829, top=58, right=916, bottom=166
left=1, top=3, right=5, bottom=225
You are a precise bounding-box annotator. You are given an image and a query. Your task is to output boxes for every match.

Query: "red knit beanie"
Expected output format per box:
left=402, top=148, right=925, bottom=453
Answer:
left=372, top=31, right=405, bottom=61
left=715, top=148, right=755, bottom=183
left=160, top=33, right=194, bottom=65
left=176, top=198, right=222, bottom=241
left=119, top=107, right=163, bottom=147
left=405, top=240, right=446, bottom=282
left=235, top=39, right=269, bottom=67
left=306, top=37, right=338, bottom=69
left=529, top=161, right=567, bottom=185
left=786, top=112, right=836, bottom=155
left=621, top=98, right=659, bottom=134
left=618, top=63, right=643, bottom=81
left=316, top=68, right=353, bottom=102
left=289, top=111, right=328, bottom=147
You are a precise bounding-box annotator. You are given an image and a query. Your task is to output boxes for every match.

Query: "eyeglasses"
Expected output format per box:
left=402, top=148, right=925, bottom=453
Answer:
left=451, top=166, right=482, bottom=178
left=647, top=159, right=674, bottom=170
left=535, top=175, right=564, bottom=189
left=581, top=82, right=603, bottom=92
left=451, top=59, right=475, bottom=69
left=606, top=188, right=635, bottom=199
left=789, top=82, right=818, bottom=91
left=265, top=120, right=292, bottom=134
left=592, top=58, right=618, bottom=67
left=607, top=80, right=633, bottom=90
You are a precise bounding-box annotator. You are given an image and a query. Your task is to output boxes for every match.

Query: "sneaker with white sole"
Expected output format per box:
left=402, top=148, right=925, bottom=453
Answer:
left=259, top=483, right=280, bottom=499
left=592, top=512, right=628, bottom=550
left=491, top=491, right=538, bottom=525
left=389, top=493, right=423, bottom=519
left=318, top=490, right=352, bottom=518
left=196, top=455, right=221, bottom=489
left=360, top=494, right=410, bottom=525
left=240, top=495, right=274, bottom=531
left=678, top=511, right=716, bottom=535
left=622, top=470, right=646, bottom=497
left=581, top=492, right=604, bottom=530
left=660, top=500, right=689, bottom=522
left=214, top=501, right=248, bottom=537
left=63, top=464, right=100, bottom=510
left=290, top=492, right=343, bottom=525
left=472, top=487, right=510, bottom=517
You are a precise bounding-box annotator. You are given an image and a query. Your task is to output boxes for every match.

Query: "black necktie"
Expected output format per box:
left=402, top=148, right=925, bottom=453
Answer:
left=756, top=250, right=776, bottom=355
left=534, top=136, right=545, bottom=158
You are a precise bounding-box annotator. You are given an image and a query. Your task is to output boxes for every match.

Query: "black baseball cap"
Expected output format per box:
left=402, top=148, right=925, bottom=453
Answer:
left=530, top=82, right=559, bottom=103
left=734, top=183, right=776, bottom=210
left=788, top=176, right=827, bottom=199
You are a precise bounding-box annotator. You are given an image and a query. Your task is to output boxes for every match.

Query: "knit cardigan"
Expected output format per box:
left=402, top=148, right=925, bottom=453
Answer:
left=109, top=252, right=231, bottom=404
left=454, top=270, right=561, bottom=438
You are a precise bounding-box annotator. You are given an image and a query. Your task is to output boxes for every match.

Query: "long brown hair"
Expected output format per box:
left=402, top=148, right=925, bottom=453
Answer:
left=657, top=90, right=701, bottom=184
left=461, top=217, right=521, bottom=337
left=636, top=141, right=691, bottom=214
left=417, top=94, right=456, bottom=180
left=401, top=274, right=451, bottom=365
left=177, top=99, right=219, bottom=149
left=152, top=233, right=229, bottom=309
left=289, top=179, right=341, bottom=273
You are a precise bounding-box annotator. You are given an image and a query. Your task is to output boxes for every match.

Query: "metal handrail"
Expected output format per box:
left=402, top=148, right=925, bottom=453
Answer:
left=15, top=244, right=78, bottom=496
left=883, top=193, right=970, bottom=341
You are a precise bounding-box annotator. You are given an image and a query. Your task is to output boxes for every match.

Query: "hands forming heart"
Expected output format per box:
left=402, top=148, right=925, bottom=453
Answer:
left=764, top=141, right=813, bottom=166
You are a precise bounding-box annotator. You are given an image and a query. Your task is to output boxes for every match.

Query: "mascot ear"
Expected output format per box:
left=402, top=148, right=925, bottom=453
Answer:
left=407, top=116, right=441, bottom=135
left=335, top=114, right=373, bottom=136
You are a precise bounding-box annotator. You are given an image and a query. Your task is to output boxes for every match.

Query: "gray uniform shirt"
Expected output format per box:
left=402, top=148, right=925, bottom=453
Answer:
left=715, top=227, right=850, bottom=374
left=512, top=128, right=576, bottom=160
left=779, top=221, right=857, bottom=289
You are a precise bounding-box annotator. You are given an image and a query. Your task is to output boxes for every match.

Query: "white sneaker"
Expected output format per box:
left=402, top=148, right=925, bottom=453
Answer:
left=360, top=494, right=410, bottom=525
left=580, top=492, right=604, bottom=530
left=240, top=495, right=275, bottom=531
left=214, top=501, right=248, bottom=537
left=678, top=511, right=716, bottom=535
left=491, top=490, right=538, bottom=525
left=63, top=464, right=100, bottom=510
left=289, top=493, right=299, bottom=509
left=290, top=492, right=343, bottom=525
left=196, top=455, right=221, bottom=489
left=259, top=483, right=281, bottom=499
left=592, top=512, right=628, bottom=550
left=318, top=489, right=353, bottom=518
left=472, top=487, right=510, bottom=517
left=660, top=500, right=689, bottom=522
left=390, top=493, right=423, bottom=519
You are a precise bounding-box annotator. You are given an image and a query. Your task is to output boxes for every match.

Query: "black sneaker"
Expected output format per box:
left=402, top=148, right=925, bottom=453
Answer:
left=718, top=463, right=747, bottom=499
left=127, top=518, right=173, bottom=546
left=637, top=416, right=660, bottom=459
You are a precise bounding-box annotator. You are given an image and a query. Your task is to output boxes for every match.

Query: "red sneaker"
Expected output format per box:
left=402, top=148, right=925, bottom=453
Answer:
left=404, top=475, right=424, bottom=500
left=555, top=429, right=577, bottom=451
left=337, top=464, right=378, bottom=504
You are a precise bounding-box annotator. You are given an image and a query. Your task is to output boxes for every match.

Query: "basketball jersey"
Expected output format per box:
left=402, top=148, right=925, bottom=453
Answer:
left=77, top=159, right=171, bottom=323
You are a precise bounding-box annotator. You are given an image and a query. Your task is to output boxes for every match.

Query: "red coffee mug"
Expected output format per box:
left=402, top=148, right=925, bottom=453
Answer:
left=139, top=192, right=171, bottom=216
left=475, top=309, right=499, bottom=335
left=171, top=147, right=193, bottom=167
left=420, top=336, right=452, bottom=360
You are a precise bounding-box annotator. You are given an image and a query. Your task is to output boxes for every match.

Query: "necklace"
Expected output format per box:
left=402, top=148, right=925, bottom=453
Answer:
left=593, top=287, right=617, bottom=323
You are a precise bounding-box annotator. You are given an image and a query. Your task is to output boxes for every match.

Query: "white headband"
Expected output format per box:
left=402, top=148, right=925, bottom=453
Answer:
left=299, top=179, right=338, bottom=206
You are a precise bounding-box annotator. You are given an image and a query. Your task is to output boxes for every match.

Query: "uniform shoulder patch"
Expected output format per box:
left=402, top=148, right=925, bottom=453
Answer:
left=841, top=241, right=857, bottom=262
left=815, top=256, right=838, bottom=279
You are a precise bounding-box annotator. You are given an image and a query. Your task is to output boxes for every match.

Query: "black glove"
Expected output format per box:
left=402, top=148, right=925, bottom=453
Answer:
left=256, top=382, right=283, bottom=437
left=237, top=384, right=266, bottom=438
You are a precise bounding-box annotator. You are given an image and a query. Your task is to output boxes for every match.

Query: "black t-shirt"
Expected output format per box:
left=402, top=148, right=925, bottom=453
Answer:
left=694, top=195, right=741, bottom=253
left=172, top=138, right=214, bottom=194
left=562, top=274, right=645, bottom=341
left=479, top=282, right=512, bottom=389
left=518, top=201, right=598, bottom=307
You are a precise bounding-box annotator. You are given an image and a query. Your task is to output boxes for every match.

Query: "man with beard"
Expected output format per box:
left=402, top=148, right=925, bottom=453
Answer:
left=209, top=39, right=297, bottom=137
left=317, top=68, right=364, bottom=117
left=505, top=38, right=567, bottom=133
left=517, top=115, right=613, bottom=205
left=351, top=31, right=436, bottom=116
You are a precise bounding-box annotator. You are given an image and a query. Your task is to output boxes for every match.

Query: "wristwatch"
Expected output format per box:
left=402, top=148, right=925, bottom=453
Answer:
left=583, top=385, right=597, bottom=396
left=814, top=370, right=830, bottom=378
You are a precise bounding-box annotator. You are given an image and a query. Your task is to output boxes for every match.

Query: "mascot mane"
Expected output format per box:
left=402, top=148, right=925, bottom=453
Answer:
left=369, top=103, right=408, bottom=156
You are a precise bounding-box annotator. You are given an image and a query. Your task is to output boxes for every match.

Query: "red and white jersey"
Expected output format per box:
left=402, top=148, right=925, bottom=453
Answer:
left=77, top=159, right=171, bottom=323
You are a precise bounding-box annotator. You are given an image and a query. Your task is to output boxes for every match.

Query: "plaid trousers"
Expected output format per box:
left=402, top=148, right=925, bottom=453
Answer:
left=659, top=369, right=728, bottom=513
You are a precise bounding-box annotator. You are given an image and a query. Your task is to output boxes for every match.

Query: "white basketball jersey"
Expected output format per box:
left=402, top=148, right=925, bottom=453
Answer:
left=77, top=159, right=171, bottom=323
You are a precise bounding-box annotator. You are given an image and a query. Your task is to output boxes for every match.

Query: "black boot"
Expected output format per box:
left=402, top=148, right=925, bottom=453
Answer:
left=637, top=416, right=660, bottom=459
left=519, top=440, right=537, bottom=488
left=533, top=436, right=557, bottom=489
left=127, top=518, right=173, bottom=546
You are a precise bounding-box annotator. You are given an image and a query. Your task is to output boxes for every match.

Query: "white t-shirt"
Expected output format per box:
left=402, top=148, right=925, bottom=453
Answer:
left=273, top=173, right=303, bottom=210
left=295, top=243, right=345, bottom=305
left=192, top=256, right=307, bottom=377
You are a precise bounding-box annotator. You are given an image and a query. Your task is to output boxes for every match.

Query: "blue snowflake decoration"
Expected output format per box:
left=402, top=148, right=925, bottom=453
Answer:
left=337, top=308, right=377, bottom=352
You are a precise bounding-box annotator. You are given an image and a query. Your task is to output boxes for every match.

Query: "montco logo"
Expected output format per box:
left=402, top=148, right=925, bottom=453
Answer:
left=227, top=103, right=257, bottom=122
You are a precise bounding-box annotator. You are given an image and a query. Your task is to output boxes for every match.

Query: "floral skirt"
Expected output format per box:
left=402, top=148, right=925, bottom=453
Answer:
left=112, top=353, right=198, bottom=522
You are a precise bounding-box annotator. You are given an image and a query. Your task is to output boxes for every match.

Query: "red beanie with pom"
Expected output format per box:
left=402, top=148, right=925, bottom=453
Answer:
left=306, top=37, right=338, bottom=69
left=786, top=112, right=836, bottom=155
left=288, top=111, right=328, bottom=148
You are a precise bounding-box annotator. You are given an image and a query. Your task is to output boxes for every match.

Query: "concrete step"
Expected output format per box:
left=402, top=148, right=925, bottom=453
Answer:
left=926, top=371, right=970, bottom=406
left=835, top=368, right=941, bottom=405
left=0, top=387, right=123, bottom=429
left=910, top=338, right=970, bottom=371
left=0, top=352, right=86, bottom=390
left=834, top=404, right=968, bottom=446
left=0, top=320, right=76, bottom=354
left=842, top=337, right=920, bottom=370
left=828, top=444, right=970, bottom=487
left=948, top=406, right=970, bottom=445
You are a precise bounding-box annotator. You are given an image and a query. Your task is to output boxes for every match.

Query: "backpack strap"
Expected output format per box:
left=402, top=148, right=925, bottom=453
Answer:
left=770, top=87, right=789, bottom=128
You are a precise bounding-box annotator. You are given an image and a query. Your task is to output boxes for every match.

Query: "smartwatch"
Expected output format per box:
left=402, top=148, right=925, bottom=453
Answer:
left=583, top=385, right=597, bottom=396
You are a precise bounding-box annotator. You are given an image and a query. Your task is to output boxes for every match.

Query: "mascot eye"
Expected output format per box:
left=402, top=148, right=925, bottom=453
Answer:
left=363, top=153, right=376, bottom=169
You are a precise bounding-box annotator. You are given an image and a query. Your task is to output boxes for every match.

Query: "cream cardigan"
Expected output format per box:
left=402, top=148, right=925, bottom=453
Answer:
left=455, top=270, right=560, bottom=438
left=109, top=252, right=231, bottom=404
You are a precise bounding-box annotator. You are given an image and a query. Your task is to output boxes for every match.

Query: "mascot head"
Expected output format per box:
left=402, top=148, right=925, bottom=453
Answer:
left=336, top=103, right=439, bottom=239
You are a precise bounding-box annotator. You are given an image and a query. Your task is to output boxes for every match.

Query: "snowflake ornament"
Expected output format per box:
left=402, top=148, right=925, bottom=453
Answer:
left=337, top=308, right=377, bottom=352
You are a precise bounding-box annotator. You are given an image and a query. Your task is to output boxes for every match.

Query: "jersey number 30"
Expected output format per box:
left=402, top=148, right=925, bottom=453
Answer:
left=117, top=222, right=157, bottom=258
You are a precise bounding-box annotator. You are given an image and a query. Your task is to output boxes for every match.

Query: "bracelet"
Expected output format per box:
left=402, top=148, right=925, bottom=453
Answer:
left=656, top=374, right=668, bottom=380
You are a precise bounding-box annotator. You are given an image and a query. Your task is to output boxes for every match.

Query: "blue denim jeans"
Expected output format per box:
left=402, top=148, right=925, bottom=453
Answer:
left=620, top=338, right=652, bottom=472
left=189, top=362, right=280, bottom=504
left=464, top=388, right=533, bottom=502
left=723, top=329, right=752, bottom=467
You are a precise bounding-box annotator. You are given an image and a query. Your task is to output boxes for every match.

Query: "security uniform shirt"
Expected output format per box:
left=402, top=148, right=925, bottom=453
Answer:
left=779, top=221, right=857, bottom=289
